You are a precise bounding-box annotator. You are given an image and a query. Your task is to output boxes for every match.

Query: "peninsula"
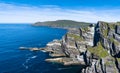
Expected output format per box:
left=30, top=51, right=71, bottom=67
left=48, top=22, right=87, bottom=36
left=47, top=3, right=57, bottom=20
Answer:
left=32, top=20, right=91, bottom=28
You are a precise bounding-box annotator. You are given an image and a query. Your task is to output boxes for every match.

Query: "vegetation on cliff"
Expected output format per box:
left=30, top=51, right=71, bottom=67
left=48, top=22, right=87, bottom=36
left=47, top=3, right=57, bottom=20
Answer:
left=67, top=33, right=84, bottom=41
left=88, top=42, right=109, bottom=58
left=33, top=20, right=91, bottom=28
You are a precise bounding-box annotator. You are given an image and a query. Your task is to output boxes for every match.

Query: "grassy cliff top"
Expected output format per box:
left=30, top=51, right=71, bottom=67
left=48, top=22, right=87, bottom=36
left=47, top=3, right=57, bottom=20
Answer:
left=32, top=20, right=91, bottom=28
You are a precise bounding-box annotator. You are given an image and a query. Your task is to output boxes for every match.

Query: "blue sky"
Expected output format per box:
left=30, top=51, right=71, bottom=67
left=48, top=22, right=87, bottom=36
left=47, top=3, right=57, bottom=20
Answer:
left=0, top=0, right=120, bottom=23
left=1, top=0, right=120, bottom=8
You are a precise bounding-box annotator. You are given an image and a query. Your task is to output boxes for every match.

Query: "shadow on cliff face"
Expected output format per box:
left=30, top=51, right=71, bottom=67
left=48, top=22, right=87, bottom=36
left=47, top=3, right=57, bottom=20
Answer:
left=115, top=58, right=120, bottom=73
left=93, top=23, right=100, bottom=46
left=110, top=42, right=120, bottom=58
left=114, top=52, right=120, bottom=58
left=80, top=50, right=91, bottom=66
left=94, top=61, right=99, bottom=73
left=100, top=59, right=106, bottom=73
left=76, top=50, right=91, bottom=73
left=76, top=65, right=86, bottom=73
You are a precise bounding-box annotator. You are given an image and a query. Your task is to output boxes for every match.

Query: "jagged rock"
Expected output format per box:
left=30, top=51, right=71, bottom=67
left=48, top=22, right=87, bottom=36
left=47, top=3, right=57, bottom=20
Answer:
left=94, top=22, right=100, bottom=46
left=22, top=22, right=120, bottom=73
left=114, top=33, right=120, bottom=43
left=81, top=21, right=120, bottom=73
left=115, top=58, right=120, bottom=72
left=108, top=30, right=114, bottom=39
left=79, top=28, right=83, bottom=36
left=115, top=25, right=120, bottom=35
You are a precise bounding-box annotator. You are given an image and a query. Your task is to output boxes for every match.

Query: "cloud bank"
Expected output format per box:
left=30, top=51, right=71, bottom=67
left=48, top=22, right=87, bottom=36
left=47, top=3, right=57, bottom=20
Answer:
left=0, top=3, right=120, bottom=23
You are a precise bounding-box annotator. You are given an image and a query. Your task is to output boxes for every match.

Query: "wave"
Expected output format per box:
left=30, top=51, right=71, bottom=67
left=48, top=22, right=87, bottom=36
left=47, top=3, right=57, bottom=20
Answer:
left=31, top=56, right=37, bottom=59
left=57, top=67, right=73, bottom=70
left=22, top=63, right=28, bottom=69
left=22, top=55, right=37, bottom=69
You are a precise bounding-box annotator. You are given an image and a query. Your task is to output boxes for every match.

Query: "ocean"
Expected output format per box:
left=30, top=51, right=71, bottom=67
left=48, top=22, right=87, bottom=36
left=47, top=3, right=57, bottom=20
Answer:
left=0, top=24, right=82, bottom=73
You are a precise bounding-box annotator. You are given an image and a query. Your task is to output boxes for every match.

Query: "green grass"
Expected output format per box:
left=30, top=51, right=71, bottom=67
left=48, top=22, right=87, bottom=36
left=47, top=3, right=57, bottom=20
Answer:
left=67, top=33, right=84, bottom=41
left=99, top=21, right=109, bottom=38
left=33, top=20, right=91, bottom=28
left=102, top=29, right=108, bottom=38
left=105, top=61, right=114, bottom=66
left=109, top=38, right=119, bottom=46
left=117, top=22, right=120, bottom=25
left=88, top=42, right=109, bottom=58
left=109, top=38, right=114, bottom=42
left=109, top=23, right=115, bottom=30
left=82, top=27, right=90, bottom=32
left=116, top=58, right=120, bottom=62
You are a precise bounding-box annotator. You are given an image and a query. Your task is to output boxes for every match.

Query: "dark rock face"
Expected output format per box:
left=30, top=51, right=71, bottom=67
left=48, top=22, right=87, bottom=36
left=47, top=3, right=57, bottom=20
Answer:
left=93, top=22, right=100, bottom=46
left=115, top=58, right=120, bottom=72
left=115, top=25, right=120, bottom=35
left=114, top=33, right=120, bottom=43
left=82, top=59, right=106, bottom=73
left=79, top=28, right=83, bottom=36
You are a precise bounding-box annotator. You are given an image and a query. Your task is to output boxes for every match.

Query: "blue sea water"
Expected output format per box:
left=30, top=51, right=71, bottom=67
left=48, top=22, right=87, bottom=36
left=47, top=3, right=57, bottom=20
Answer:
left=0, top=24, right=81, bottom=73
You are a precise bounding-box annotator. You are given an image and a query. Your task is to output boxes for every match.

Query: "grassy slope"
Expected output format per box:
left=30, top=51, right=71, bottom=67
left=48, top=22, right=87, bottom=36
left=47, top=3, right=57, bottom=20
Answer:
left=33, top=20, right=91, bottom=28
left=88, top=42, right=109, bottom=58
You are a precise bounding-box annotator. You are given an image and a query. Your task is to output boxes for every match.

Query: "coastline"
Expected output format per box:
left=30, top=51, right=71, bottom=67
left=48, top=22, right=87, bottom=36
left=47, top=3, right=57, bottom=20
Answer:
left=20, top=24, right=94, bottom=66
left=20, top=21, right=120, bottom=73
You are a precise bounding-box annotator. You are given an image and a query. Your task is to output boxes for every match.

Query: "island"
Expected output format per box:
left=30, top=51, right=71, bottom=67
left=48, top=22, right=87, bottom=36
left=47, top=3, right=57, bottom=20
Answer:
left=20, top=20, right=120, bottom=73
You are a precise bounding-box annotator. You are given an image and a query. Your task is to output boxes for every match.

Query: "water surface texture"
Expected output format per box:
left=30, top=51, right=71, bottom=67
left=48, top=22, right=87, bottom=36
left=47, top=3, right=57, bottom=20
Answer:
left=0, top=24, right=81, bottom=73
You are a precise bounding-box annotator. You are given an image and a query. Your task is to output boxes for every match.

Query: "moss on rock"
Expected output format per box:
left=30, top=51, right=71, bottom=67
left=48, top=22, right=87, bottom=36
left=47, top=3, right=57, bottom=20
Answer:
left=88, top=42, right=109, bottom=58
left=67, top=33, right=84, bottom=41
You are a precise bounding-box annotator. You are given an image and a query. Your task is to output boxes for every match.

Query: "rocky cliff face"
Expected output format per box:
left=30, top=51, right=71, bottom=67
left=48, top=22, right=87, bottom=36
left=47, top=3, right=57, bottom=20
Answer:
left=24, top=21, right=120, bottom=73
left=82, top=21, right=120, bottom=73
left=97, top=21, right=120, bottom=57
left=40, top=24, right=95, bottom=66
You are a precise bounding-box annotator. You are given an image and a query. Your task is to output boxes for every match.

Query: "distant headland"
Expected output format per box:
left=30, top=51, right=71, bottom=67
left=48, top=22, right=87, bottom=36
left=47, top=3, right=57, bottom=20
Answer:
left=32, top=20, right=91, bottom=28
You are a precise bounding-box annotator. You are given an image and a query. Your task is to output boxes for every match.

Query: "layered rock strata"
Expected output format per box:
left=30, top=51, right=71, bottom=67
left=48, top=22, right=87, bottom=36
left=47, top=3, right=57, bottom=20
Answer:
left=20, top=22, right=120, bottom=73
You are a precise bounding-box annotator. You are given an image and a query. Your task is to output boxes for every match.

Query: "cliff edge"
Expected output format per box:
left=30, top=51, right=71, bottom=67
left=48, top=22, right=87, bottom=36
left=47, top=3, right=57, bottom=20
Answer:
left=21, top=21, right=120, bottom=73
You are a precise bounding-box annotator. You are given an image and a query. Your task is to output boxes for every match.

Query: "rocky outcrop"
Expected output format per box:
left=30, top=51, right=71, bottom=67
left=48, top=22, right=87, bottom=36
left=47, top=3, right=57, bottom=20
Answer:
left=20, top=21, right=120, bottom=73
left=82, top=21, right=120, bottom=73
left=33, top=24, right=95, bottom=66
left=115, top=24, right=120, bottom=35
left=98, top=22, right=120, bottom=57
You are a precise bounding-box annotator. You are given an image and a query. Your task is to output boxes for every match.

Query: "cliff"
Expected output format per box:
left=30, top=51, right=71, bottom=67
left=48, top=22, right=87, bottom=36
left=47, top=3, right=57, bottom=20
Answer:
left=40, top=21, right=120, bottom=73
left=21, top=21, right=120, bottom=73
left=82, top=21, right=120, bottom=73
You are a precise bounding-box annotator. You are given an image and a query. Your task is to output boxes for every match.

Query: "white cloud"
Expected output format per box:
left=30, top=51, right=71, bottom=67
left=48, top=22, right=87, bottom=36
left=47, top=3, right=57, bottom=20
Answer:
left=0, top=3, right=120, bottom=23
